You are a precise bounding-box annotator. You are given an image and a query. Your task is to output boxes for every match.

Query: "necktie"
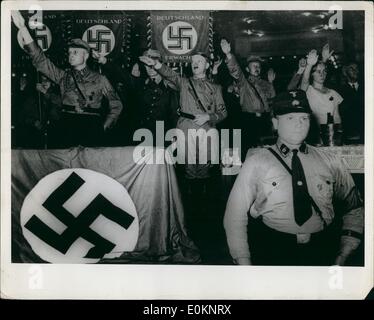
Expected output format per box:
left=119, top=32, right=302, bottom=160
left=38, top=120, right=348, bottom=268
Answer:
left=291, top=149, right=313, bottom=226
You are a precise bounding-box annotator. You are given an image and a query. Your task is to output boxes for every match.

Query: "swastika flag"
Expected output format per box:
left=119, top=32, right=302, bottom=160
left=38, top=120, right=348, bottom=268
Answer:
left=72, top=12, right=127, bottom=59
left=11, top=147, right=200, bottom=264
left=150, top=11, right=210, bottom=63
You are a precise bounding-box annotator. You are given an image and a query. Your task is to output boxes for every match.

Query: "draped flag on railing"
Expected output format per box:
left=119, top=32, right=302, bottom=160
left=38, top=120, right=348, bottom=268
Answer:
left=11, top=147, right=200, bottom=264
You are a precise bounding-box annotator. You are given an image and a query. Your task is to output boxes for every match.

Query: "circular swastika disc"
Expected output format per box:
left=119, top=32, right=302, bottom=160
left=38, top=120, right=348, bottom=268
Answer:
left=21, top=169, right=139, bottom=263
left=162, top=21, right=198, bottom=55
left=82, top=25, right=115, bottom=57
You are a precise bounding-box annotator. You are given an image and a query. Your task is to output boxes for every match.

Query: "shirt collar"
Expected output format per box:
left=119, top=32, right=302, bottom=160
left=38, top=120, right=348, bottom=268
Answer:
left=73, top=67, right=89, bottom=77
left=276, top=142, right=308, bottom=157
left=248, top=75, right=260, bottom=83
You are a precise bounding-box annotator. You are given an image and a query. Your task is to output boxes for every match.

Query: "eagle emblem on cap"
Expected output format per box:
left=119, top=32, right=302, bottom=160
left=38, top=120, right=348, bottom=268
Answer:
left=289, top=91, right=297, bottom=98
left=292, top=99, right=300, bottom=106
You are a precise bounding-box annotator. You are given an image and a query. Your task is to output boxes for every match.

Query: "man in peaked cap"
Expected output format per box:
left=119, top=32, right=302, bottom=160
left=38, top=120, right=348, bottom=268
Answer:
left=138, top=50, right=227, bottom=260
left=12, top=10, right=123, bottom=148
left=139, top=50, right=227, bottom=180
left=224, top=89, right=364, bottom=266
left=220, top=39, right=276, bottom=157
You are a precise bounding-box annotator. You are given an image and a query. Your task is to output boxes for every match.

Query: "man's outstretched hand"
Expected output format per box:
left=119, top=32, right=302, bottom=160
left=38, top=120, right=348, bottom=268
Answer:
left=11, top=10, right=26, bottom=29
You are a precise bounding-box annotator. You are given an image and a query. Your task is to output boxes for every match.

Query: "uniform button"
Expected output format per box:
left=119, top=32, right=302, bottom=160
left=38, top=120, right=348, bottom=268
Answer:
left=297, top=181, right=303, bottom=186
left=152, top=96, right=156, bottom=100
left=151, top=103, right=155, bottom=107
left=272, top=182, right=277, bottom=186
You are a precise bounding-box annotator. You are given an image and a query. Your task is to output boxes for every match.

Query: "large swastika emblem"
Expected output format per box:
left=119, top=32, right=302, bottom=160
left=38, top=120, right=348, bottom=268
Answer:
left=20, top=169, right=139, bottom=263
left=82, top=25, right=115, bottom=57
left=162, top=21, right=198, bottom=55
left=18, top=24, right=52, bottom=52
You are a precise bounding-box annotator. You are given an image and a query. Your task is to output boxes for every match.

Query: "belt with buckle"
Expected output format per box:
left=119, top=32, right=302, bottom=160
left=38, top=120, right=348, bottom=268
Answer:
left=178, top=111, right=196, bottom=120
left=61, top=105, right=102, bottom=117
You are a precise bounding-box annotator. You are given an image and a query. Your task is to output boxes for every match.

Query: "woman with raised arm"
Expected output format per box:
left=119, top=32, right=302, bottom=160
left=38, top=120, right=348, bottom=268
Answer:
left=300, top=47, right=343, bottom=144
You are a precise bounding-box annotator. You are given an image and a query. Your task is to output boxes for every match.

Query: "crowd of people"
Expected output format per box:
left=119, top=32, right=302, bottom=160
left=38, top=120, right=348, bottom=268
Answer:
left=11, top=10, right=364, bottom=266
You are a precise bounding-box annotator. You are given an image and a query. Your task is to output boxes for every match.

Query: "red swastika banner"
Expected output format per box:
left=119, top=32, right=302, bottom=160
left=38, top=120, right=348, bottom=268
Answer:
left=150, top=11, right=210, bottom=63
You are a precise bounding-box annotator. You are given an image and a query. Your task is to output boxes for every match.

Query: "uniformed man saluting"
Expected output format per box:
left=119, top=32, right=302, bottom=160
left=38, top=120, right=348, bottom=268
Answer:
left=224, top=90, right=364, bottom=266
left=139, top=52, right=227, bottom=180
left=12, top=10, right=123, bottom=148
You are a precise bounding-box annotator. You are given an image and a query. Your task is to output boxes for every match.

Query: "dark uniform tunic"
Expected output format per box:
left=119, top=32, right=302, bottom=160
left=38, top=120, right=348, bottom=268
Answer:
left=338, top=81, right=365, bottom=144
left=25, top=41, right=123, bottom=147
left=101, top=63, right=178, bottom=140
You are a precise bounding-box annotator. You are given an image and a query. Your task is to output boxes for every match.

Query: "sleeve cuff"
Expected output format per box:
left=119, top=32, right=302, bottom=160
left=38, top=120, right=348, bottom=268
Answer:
left=24, top=40, right=39, bottom=54
left=339, top=235, right=361, bottom=257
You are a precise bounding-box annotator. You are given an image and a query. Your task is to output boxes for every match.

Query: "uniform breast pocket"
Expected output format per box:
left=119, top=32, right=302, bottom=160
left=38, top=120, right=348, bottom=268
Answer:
left=87, top=82, right=103, bottom=101
left=310, top=174, right=335, bottom=202
left=261, top=174, right=290, bottom=205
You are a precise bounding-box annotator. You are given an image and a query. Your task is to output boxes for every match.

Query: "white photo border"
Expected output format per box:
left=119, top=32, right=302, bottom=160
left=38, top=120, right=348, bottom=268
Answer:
left=1, top=1, right=373, bottom=299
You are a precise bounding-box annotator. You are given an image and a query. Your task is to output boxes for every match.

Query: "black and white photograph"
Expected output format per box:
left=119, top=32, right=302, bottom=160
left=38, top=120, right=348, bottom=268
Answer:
left=1, top=1, right=373, bottom=299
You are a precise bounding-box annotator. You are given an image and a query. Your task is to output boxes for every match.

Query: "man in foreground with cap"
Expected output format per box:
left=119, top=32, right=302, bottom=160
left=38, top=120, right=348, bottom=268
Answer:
left=224, top=89, right=363, bottom=266
left=12, top=10, right=123, bottom=148
left=94, top=48, right=178, bottom=141
left=220, top=39, right=276, bottom=156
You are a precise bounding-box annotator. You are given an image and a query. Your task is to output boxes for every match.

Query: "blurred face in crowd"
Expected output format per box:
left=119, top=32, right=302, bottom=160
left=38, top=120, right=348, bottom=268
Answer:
left=68, top=47, right=89, bottom=68
left=311, top=62, right=327, bottom=85
left=346, top=63, right=359, bottom=82
left=247, top=61, right=261, bottom=77
left=191, top=55, right=209, bottom=77
left=272, top=113, right=310, bottom=146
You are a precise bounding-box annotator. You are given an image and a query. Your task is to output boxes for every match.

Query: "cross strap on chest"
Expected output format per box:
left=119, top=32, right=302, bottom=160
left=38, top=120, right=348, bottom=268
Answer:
left=267, top=147, right=327, bottom=228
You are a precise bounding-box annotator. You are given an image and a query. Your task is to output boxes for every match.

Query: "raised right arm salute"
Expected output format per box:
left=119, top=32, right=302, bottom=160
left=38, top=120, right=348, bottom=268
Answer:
left=12, top=10, right=123, bottom=147
left=139, top=52, right=227, bottom=180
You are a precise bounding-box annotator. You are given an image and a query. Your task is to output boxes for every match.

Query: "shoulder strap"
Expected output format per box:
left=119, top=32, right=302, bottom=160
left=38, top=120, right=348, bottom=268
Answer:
left=267, top=147, right=327, bottom=228
left=267, top=147, right=292, bottom=174
left=246, top=78, right=265, bottom=109
left=188, top=78, right=207, bottom=113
